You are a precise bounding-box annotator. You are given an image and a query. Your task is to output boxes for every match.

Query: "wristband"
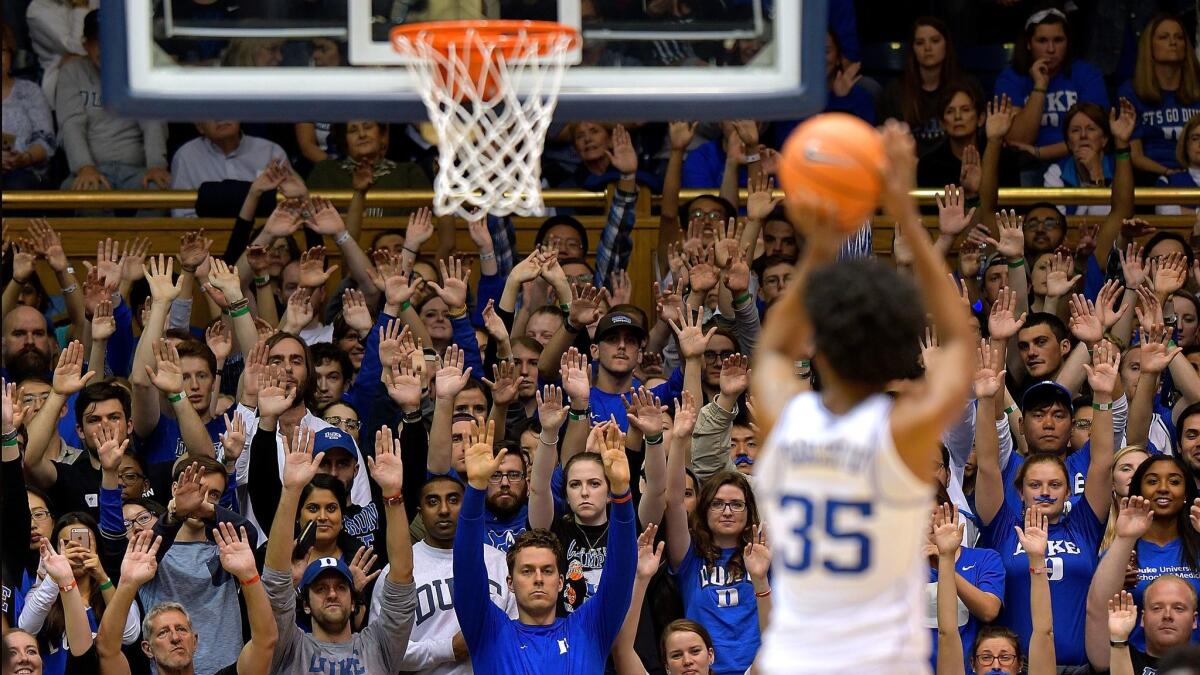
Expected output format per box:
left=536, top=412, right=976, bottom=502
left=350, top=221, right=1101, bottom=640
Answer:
left=2, top=438, right=18, bottom=448
left=797, top=360, right=811, bottom=369
left=1007, top=258, right=1025, bottom=268
left=59, top=580, right=77, bottom=594
left=399, top=300, right=412, bottom=312
left=733, top=291, right=752, bottom=306
left=240, top=574, right=261, bottom=587
left=403, top=246, right=420, bottom=256
left=229, top=306, right=251, bottom=318
left=167, top=392, right=185, bottom=403
left=60, top=284, right=78, bottom=294
left=253, top=275, right=271, bottom=287
left=1115, top=150, right=1131, bottom=161
left=1003, top=405, right=1017, bottom=416
left=1093, top=401, right=1115, bottom=411
left=1109, top=639, right=1128, bottom=647
left=564, top=318, right=581, bottom=334
left=383, top=493, right=404, bottom=505
left=402, top=409, right=424, bottom=424
left=447, top=305, right=468, bottom=319
left=644, top=432, right=664, bottom=445
left=742, top=152, right=761, bottom=164
left=610, top=490, right=632, bottom=504
left=619, top=171, right=636, bottom=181
left=755, top=588, right=772, bottom=598
left=98, top=579, right=114, bottom=591
left=334, top=230, right=352, bottom=245
left=1029, top=566, right=1046, bottom=575
left=568, top=407, right=590, bottom=421
left=479, top=251, right=495, bottom=262
left=539, top=434, right=560, bottom=446
left=559, top=303, right=570, bottom=314
left=1032, top=86, right=1047, bottom=94
left=2, top=428, right=18, bottom=442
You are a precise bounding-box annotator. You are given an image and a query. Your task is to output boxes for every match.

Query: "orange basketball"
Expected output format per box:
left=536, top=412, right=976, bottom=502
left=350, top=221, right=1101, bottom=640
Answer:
left=778, top=113, right=886, bottom=231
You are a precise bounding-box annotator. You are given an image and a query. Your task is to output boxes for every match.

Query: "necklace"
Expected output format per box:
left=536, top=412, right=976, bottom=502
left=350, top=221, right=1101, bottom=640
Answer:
left=572, top=518, right=610, bottom=552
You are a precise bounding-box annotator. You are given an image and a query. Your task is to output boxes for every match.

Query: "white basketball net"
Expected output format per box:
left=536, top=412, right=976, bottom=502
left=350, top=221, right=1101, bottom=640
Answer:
left=394, top=27, right=576, bottom=218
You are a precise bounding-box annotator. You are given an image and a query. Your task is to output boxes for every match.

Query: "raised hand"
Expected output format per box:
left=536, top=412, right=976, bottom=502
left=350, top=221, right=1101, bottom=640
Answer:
left=671, top=390, right=699, bottom=439
left=668, top=120, right=697, bottom=153
left=119, top=531, right=162, bottom=587
left=369, top=425, right=405, bottom=496
left=368, top=249, right=423, bottom=308
left=654, top=278, right=687, bottom=324
left=1045, top=252, right=1080, bottom=298
left=670, top=307, right=717, bottom=361
left=213, top=522, right=258, bottom=582
left=1015, top=504, right=1049, bottom=560
left=462, top=419, right=500, bottom=490
left=635, top=523, right=665, bottom=580
left=509, top=249, right=544, bottom=285
left=1150, top=251, right=1187, bottom=299
left=1083, top=340, right=1121, bottom=397
left=427, top=257, right=470, bottom=311
left=685, top=247, right=720, bottom=293
left=404, top=206, right=435, bottom=251
left=377, top=319, right=410, bottom=372
left=245, top=245, right=271, bottom=277
left=1094, top=279, right=1129, bottom=331
left=959, top=145, right=982, bottom=194
left=10, top=238, right=35, bottom=282
left=719, top=353, right=751, bottom=399
left=298, top=246, right=339, bottom=288
left=1067, top=294, right=1104, bottom=345
left=347, top=545, right=381, bottom=593
left=1115, top=495, right=1154, bottom=540
left=560, top=347, right=591, bottom=405
left=1118, top=243, right=1148, bottom=289
left=1134, top=285, right=1164, bottom=333
left=1108, top=590, right=1138, bottom=642
left=145, top=339, right=184, bottom=395
left=743, top=524, right=771, bottom=580
left=206, top=257, right=242, bottom=301
left=40, top=539, right=76, bottom=586
left=219, top=411, right=247, bottom=464
left=2, top=380, right=33, bottom=434
left=984, top=210, right=1025, bottom=259
left=609, top=269, right=633, bottom=306
left=985, top=94, right=1014, bottom=140
left=91, top=297, right=116, bottom=341
left=1074, top=222, right=1099, bottom=260
left=831, top=61, right=862, bottom=97
left=931, top=503, right=963, bottom=557
left=713, top=217, right=746, bottom=269
left=607, top=124, right=638, bottom=175
left=172, top=461, right=216, bottom=520
left=746, top=173, right=782, bottom=222
left=1137, top=325, right=1181, bottom=375
left=308, top=196, right=348, bottom=236
left=29, top=219, right=68, bottom=272
left=1109, top=98, right=1137, bottom=147
left=624, top=387, right=665, bottom=437
left=383, top=357, right=424, bottom=410
left=284, top=288, right=314, bottom=330
left=341, top=288, right=373, bottom=334
left=257, top=365, right=297, bottom=419
left=723, top=244, right=752, bottom=296
left=569, top=283, right=608, bottom=328
left=988, top=288, right=1028, bottom=341
left=178, top=229, right=213, bottom=273
left=481, top=299, right=509, bottom=344
left=282, top=426, right=320, bottom=491
left=92, top=422, right=129, bottom=473
left=600, top=422, right=631, bottom=494
left=434, top=345, right=472, bottom=401
left=537, top=385, right=567, bottom=434
left=936, top=185, right=977, bottom=238
left=143, top=254, right=183, bottom=302
left=52, top=341, right=96, bottom=395
left=483, top=360, right=520, bottom=407
left=973, top=339, right=1006, bottom=400
left=86, top=238, right=123, bottom=289
left=263, top=199, right=304, bottom=238
left=466, top=210, right=493, bottom=253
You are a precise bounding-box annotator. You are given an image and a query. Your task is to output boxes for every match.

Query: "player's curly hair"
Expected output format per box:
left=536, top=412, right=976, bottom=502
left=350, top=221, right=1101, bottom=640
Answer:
left=506, top=528, right=565, bottom=576
left=804, top=259, right=924, bottom=385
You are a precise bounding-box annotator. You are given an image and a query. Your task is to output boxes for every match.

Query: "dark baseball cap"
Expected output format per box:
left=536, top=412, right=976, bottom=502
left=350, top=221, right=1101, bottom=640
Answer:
left=593, top=311, right=648, bottom=343
left=312, top=427, right=358, bottom=461
left=299, top=557, right=354, bottom=593
left=1020, top=381, right=1073, bottom=414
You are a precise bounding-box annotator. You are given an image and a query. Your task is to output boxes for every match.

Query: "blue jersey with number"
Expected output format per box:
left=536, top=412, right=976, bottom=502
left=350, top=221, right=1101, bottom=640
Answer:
left=672, top=544, right=760, bottom=675
left=755, top=392, right=933, bottom=672
left=978, top=500, right=1104, bottom=665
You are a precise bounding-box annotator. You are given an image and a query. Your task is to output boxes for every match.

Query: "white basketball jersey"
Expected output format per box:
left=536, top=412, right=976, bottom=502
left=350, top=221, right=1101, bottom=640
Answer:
left=756, top=392, right=933, bottom=674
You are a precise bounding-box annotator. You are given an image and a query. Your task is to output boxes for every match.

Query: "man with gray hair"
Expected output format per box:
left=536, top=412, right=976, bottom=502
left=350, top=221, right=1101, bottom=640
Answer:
left=95, top=527, right=277, bottom=675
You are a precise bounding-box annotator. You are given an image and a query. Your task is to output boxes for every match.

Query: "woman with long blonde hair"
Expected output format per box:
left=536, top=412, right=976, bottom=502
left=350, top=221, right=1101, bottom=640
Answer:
left=1099, top=445, right=1151, bottom=552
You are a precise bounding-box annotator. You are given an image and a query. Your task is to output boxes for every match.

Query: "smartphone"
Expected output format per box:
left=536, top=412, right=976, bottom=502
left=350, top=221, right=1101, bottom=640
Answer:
left=294, top=521, right=317, bottom=560
left=69, top=527, right=91, bottom=551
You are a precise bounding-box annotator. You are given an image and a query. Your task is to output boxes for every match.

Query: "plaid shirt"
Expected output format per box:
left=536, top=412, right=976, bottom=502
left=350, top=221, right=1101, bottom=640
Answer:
left=593, top=188, right=639, bottom=289
left=486, top=214, right=517, bottom=276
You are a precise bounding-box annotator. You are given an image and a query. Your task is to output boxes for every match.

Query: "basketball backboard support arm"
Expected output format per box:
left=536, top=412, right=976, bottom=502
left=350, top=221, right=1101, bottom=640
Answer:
left=102, top=1, right=826, bottom=123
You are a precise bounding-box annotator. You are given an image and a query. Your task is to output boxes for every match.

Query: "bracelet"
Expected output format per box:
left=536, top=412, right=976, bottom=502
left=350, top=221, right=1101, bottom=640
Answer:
left=1032, top=86, right=1047, bottom=94
left=253, top=275, right=271, bottom=287
left=403, top=246, right=420, bottom=256
left=447, top=305, right=468, bottom=319
left=797, top=359, right=811, bottom=369
left=568, top=407, right=590, bottom=421
left=403, top=409, right=424, bottom=424
left=240, top=574, right=261, bottom=587
left=755, top=588, right=772, bottom=598
left=98, top=579, right=114, bottom=591
left=59, top=580, right=77, bottom=594
left=228, top=297, right=250, bottom=311
left=742, top=152, right=761, bottom=163
left=334, top=230, right=352, bottom=245
left=1007, top=258, right=1025, bottom=268
left=619, top=171, right=637, bottom=181
left=644, top=432, right=664, bottom=445
left=1115, top=150, right=1131, bottom=161
left=399, top=300, right=412, bottom=313
left=479, top=251, right=496, bottom=262
left=383, top=493, right=404, bottom=505
left=610, top=490, right=632, bottom=504
left=733, top=291, right=752, bottom=306
left=1028, top=566, right=1046, bottom=575
left=167, top=392, right=184, bottom=403
left=181, top=265, right=198, bottom=274
left=1093, top=401, right=1115, bottom=411
left=229, top=306, right=251, bottom=318
left=2, top=438, right=18, bottom=448
left=2, top=428, right=18, bottom=442
left=1109, top=639, right=1129, bottom=647
left=559, top=303, right=570, bottom=314
left=539, top=434, right=560, bottom=446
left=60, top=284, right=78, bottom=294
left=564, top=318, right=581, bottom=334
left=1003, top=405, right=1017, bottom=416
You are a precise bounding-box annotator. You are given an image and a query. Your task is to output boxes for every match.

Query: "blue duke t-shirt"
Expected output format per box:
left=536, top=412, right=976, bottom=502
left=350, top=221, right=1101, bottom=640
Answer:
left=672, top=545, right=760, bottom=675
left=994, top=61, right=1109, bottom=147
left=979, top=500, right=1104, bottom=666
left=927, top=546, right=1006, bottom=674
left=1002, top=445, right=1091, bottom=512
left=1127, top=538, right=1200, bottom=650
left=1119, top=81, right=1200, bottom=170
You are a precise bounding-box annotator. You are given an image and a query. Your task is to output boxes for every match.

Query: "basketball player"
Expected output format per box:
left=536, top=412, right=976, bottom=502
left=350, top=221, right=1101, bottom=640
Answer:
left=752, top=120, right=975, bottom=672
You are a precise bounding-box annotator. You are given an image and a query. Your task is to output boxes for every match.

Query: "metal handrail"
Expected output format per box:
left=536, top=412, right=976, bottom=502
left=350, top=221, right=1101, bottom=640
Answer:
left=3, top=187, right=1197, bottom=210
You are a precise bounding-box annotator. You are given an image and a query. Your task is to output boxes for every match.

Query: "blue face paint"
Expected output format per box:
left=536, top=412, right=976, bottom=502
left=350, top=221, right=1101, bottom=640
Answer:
left=1033, top=495, right=1056, bottom=504
left=734, top=454, right=753, bottom=467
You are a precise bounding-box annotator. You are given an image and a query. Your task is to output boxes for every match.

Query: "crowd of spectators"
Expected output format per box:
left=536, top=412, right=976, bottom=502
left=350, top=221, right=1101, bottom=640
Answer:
left=3, top=1, right=1200, bottom=675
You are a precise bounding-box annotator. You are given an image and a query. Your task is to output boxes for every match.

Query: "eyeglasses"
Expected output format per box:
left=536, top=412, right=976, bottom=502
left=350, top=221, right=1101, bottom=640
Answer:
left=976, top=653, right=1017, bottom=667
left=709, top=499, right=747, bottom=513
left=489, top=471, right=526, bottom=484
left=123, top=511, right=155, bottom=531
left=703, top=350, right=736, bottom=365
left=1023, top=218, right=1062, bottom=231
left=1072, top=419, right=1092, bottom=430
left=690, top=210, right=726, bottom=222
left=30, top=508, right=52, bottom=522
left=118, top=471, right=145, bottom=483
left=20, top=393, right=51, bottom=405
left=326, top=416, right=361, bottom=431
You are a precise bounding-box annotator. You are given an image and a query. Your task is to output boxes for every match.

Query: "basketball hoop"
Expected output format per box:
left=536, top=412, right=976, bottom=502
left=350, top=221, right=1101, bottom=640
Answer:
left=391, top=20, right=580, bottom=218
